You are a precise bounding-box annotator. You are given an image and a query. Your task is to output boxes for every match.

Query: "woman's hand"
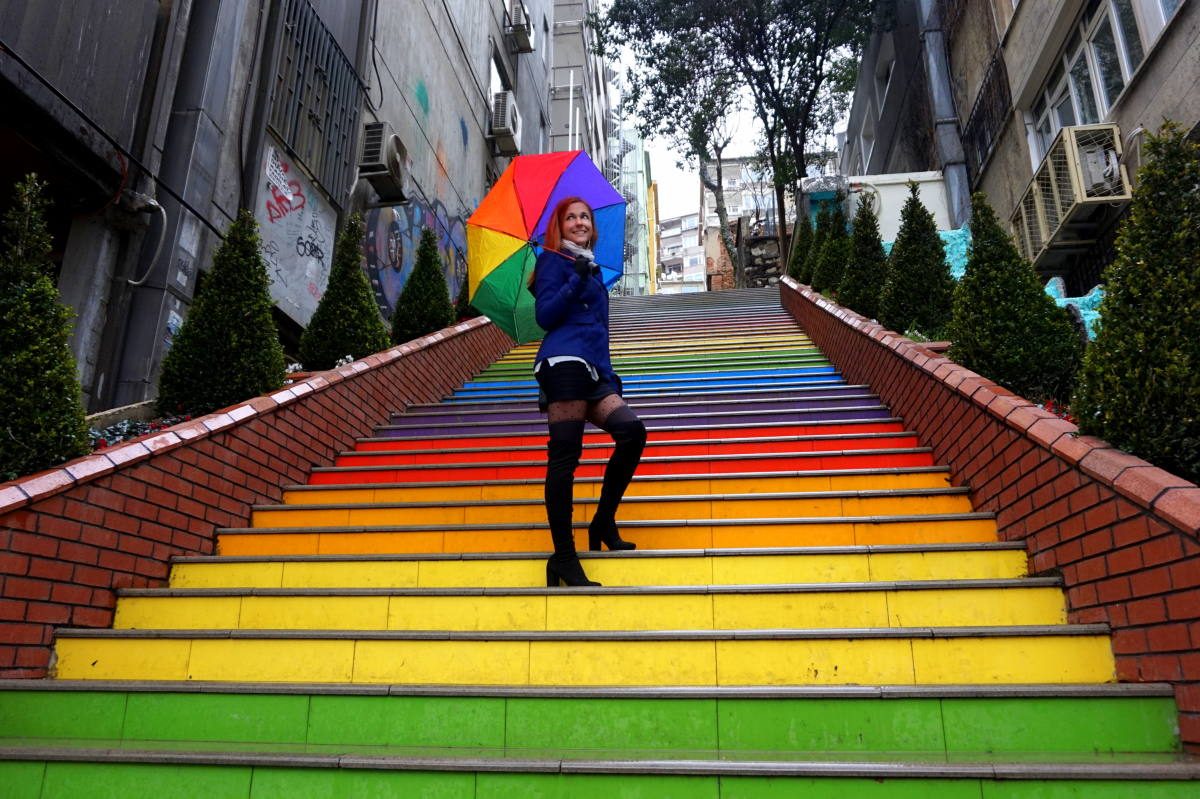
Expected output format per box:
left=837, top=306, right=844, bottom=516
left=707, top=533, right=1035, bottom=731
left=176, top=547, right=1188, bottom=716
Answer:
left=573, top=255, right=591, bottom=277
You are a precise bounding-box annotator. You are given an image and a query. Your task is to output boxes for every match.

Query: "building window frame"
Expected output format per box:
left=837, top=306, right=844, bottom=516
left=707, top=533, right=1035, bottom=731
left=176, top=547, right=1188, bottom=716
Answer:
left=1027, top=0, right=1174, bottom=162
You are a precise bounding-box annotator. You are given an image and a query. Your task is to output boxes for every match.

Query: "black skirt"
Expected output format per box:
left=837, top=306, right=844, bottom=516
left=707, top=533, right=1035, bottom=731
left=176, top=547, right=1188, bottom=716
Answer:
left=534, top=360, right=621, bottom=412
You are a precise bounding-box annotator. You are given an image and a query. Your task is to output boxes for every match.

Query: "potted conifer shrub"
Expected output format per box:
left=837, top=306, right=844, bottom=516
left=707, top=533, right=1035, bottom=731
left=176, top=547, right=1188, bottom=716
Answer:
left=810, top=202, right=849, bottom=297
left=947, top=193, right=1081, bottom=403
left=838, top=194, right=888, bottom=320
left=391, top=227, right=454, bottom=344
left=1073, top=123, right=1200, bottom=484
left=299, top=213, right=390, bottom=370
left=0, top=175, right=90, bottom=481
left=156, top=210, right=286, bottom=416
left=878, top=182, right=954, bottom=338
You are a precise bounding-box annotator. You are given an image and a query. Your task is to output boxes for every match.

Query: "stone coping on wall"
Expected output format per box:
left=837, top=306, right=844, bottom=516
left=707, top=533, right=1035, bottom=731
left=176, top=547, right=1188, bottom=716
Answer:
left=778, top=277, right=1200, bottom=537
left=0, top=317, right=497, bottom=517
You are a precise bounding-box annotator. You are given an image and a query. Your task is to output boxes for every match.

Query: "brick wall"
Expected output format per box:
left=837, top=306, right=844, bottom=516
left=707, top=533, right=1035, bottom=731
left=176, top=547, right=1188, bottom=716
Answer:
left=780, top=278, right=1200, bottom=750
left=0, top=319, right=512, bottom=678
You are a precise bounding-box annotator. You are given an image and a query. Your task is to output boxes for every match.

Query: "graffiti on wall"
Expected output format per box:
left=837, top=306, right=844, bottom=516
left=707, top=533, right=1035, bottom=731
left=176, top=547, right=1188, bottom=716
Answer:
left=254, top=145, right=335, bottom=326
left=363, top=199, right=468, bottom=319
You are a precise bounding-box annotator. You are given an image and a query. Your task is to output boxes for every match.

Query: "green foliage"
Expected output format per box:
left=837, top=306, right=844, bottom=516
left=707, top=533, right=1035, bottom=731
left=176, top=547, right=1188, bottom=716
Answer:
left=838, top=194, right=888, bottom=319
left=391, top=227, right=454, bottom=344
left=299, top=213, right=390, bottom=370
left=799, top=203, right=830, bottom=284
left=454, top=272, right=478, bottom=321
left=1073, top=124, right=1200, bottom=483
left=787, top=213, right=812, bottom=280
left=810, top=203, right=849, bottom=296
left=0, top=175, right=90, bottom=481
left=878, top=182, right=954, bottom=337
left=157, top=209, right=286, bottom=416
left=947, top=193, right=1082, bottom=403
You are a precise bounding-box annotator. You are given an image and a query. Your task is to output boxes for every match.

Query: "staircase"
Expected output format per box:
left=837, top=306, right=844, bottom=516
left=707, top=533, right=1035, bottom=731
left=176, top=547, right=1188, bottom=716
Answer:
left=1, top=286, right=1196, bottom=796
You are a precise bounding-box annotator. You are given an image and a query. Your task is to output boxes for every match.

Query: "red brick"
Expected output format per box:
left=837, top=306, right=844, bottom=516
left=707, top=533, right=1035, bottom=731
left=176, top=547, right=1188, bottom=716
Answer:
left=0, top=552, right=29, bottom=575
left=1127, top=596, right=1168, bottom=624
left=49, top=583, right=92, bottom=605
left=0, top=622, right=50, bottom=645
left=1083, top=501, right=1120, bottom=531
left=70, top=606, right=112, bottom=627
left=25, top=602, right=70, bottom=625
left=0, top=645, right=14, bottom=667
left=1137, top=653, right=1184, bottom=681
left=97, top=550, right=137, bottom=573
left=1171, top=560, right=1200, bottom=590
left=1166, top=589, right=1200, bottom=621
left=27, top=557, right=72, bottom=582
left=1096, top=575, right=1132, bottom=603
left=1080, top=529, right=1114, bottom=557
left=1104, top=547, right=1143, bottom=575
left=4, top=577, right=51, bottom=601
left=37, top=515, right=82, bottom=541
left=72, top=564, right=112, bottom=589
left=58, top=541, right=99, bottom=565
left=1147, top=623, right=1192, bottom=652
left=0, top=599, right=26, bottom=621
left=1109, top=517, right=1154, bottom=548
left=1111, top=627, right=1148, bottom=655
left=80, top=526, right=119, bottom=550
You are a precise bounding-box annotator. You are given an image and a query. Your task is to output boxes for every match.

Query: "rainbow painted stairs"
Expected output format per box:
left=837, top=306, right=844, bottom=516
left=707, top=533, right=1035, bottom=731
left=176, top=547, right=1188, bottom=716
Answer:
left=1, top=287, right=1197, bottom=796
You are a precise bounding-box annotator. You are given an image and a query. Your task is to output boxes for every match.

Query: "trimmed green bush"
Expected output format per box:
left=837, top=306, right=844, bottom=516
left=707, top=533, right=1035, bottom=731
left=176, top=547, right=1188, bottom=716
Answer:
left=798, top=202, right=831, bottom=285
left=787, top=213, right=812, bottom=281
left=391, top=227, right=454, bottom=344
left=0, top=175, right=90, bottom=481
left=299, top=213, right=390, bottom=370
left=878, top=182, right=954, bottom=337
left=947, top=193, right=1081, bottom=403
left=157, top=209, right=286, bottom=416
left=838, top=194, right=888, bottom=320
left=1073, top=123, right=1200, bottom=484
left=810, top=203, right=849, bottom=296
left=454, top=272, right=478, bottom=321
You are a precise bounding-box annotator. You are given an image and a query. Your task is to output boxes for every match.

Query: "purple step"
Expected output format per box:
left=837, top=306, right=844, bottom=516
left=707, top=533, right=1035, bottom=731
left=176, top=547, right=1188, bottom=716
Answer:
left=376, top=406, right=894, bottom=438
left=387, top=394, right=881, bottom=428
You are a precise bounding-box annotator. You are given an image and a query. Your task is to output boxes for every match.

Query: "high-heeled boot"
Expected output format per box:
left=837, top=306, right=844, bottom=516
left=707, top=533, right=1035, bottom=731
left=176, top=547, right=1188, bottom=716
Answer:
left=588, top=409, right=646, bottom=551
left=545, top=421, right=600, bottom=587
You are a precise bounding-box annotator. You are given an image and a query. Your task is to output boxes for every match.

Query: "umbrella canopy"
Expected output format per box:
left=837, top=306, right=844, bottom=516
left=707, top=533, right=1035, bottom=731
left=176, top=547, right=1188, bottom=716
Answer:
left=466, top=151, right=626, bottom=343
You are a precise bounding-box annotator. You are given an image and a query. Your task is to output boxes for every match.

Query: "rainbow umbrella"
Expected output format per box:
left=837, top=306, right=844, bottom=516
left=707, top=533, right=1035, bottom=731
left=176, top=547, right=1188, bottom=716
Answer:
left=466, top=150, right=626, bottom=343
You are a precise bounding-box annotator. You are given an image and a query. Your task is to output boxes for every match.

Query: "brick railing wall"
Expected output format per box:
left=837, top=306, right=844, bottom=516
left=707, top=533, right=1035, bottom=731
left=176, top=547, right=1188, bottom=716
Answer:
left=0, top=319, right=513, bottom=678
left=780, top=278, right=1200, bottom=749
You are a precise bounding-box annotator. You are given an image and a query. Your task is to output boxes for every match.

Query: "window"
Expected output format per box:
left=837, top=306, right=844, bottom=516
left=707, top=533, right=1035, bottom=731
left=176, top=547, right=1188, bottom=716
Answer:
left=874, top=33, right=896, bottom=110
left=1028, top=0, right=1165, bottom=160
left=859, top=103, right=877, bottom=168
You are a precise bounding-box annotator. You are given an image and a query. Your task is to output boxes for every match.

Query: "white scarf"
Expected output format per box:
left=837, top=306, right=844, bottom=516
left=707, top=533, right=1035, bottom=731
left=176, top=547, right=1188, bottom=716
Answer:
left=560, top=240, right=595, bottom=265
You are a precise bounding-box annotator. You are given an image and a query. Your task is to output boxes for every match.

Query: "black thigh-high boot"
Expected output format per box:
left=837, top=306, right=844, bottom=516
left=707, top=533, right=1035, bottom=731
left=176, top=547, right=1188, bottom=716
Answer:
left=589, top=405, right=647, bottom=551
left=544, top=420, right=599, bottom=586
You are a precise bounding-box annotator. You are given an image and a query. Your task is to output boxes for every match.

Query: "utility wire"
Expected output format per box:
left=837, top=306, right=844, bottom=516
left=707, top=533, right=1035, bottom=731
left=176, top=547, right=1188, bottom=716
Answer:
left=0, top=36, right=225, bottom=239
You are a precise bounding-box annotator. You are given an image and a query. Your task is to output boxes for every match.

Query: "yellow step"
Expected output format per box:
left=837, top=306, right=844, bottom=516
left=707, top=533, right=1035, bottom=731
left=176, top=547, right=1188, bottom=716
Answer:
left=249, top=490, right=976, bottom=529
left=169, top=546, right=1031, bottom=589
left=113, top=581, right=1067, bottom=632
left=52, top=628, right=1117, bottom=685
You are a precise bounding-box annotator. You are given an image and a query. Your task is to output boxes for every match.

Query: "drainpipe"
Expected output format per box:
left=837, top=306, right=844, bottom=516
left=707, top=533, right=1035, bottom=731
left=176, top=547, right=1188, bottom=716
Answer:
left=918, top=0, right=971, bottom=228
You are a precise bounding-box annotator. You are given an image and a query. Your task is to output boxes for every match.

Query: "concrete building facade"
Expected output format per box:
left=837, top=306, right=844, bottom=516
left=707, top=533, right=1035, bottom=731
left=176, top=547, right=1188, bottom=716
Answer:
left=841, top=0, right=1198, bottom=294
left=549, top=0, right=612, bottom=167
left=0, top=0, right=555, bottom=413
left=657, top=212, right=706, bottom=294
left=609, top=125, right=652, bottom=296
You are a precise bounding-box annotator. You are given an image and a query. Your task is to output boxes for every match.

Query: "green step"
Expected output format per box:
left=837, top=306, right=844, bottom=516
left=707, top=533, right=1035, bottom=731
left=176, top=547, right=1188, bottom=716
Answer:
left=0, top=683, right=1181, bottom=756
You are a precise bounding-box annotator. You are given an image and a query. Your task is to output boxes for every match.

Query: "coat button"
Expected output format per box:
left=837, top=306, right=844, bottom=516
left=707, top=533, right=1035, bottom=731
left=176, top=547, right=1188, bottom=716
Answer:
left=583, top=303, right=589, bottom=308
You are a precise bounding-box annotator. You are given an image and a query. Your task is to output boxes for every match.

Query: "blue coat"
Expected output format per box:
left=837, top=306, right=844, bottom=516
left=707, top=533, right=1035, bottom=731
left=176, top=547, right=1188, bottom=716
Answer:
left=533, top=249, right=613, bottom=381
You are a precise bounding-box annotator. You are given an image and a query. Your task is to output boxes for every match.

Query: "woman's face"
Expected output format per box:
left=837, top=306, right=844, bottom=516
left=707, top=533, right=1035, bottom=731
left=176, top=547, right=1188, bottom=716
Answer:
left=560, top=202, right=593, bottom=247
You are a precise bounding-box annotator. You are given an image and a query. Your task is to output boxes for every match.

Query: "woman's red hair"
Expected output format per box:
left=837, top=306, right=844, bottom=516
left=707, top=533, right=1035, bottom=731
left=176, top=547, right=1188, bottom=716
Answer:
left=542, top=196, right=598, bottom=253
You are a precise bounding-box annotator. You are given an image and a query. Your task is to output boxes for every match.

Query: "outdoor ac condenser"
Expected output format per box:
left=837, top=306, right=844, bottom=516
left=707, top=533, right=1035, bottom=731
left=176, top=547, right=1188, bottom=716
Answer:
left=506, top=2, right=534, bottom=53
left=491, top=91, right=522, bottom=156
left=358, top=121, right=412, bottom=203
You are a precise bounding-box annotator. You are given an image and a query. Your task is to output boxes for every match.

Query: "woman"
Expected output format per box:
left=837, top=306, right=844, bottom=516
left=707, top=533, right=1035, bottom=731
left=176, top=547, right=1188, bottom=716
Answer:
left=532, top=196, right=647, bottom=587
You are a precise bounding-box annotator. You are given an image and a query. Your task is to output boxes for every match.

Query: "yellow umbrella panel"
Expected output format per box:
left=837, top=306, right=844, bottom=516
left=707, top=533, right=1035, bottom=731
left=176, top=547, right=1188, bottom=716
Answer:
left=466, top=226, right=541, bottom=343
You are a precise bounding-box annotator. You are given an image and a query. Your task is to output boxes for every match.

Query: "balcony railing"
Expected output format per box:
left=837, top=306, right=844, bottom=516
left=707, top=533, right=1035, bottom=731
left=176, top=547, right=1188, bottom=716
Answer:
left=962, top=48, right=1012, bottom=185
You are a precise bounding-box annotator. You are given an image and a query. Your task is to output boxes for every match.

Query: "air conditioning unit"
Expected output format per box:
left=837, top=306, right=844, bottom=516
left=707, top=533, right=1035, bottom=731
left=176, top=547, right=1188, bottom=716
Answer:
left=358, top=121, right=412, bottom=203
left=1011, top=124, right=1132, bottom=270
left=490, top=90, right=522, bottom=156
left=505, top=2, right=534, bottom=53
